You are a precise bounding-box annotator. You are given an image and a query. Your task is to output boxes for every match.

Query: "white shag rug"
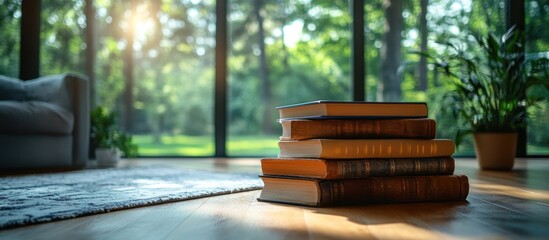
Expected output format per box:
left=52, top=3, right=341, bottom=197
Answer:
left=0, top=166, right=263, bottom=229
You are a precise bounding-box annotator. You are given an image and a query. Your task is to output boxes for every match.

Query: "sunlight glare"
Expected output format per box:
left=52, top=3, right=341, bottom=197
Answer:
left=283, top=20, right=304, bottom=48
left=134, top=16, right=156, bottom=44
left=132, top=179, right=184, bottom=189
left=472, top=182, right=549, bottom=201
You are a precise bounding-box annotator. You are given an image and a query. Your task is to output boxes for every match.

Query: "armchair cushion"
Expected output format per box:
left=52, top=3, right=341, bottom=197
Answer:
left=0, top=101, right=73, bottom=134
left=0, top=75, right=27, bottom=100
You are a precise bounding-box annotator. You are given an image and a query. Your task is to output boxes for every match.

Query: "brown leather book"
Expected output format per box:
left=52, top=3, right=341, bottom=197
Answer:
left=261, top=157, right=455, bottom=179
left=280, top=118, right=436, bottom=140
left=277, top=100, right=428, bottom=119
left=258, top=175, right=469, bottom=207
left=278, top=139, right=455, bottom=159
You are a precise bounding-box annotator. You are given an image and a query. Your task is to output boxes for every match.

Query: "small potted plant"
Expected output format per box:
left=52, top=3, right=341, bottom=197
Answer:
left=418, top=27, right=549, bottom=170
left=91, top=107, right=138, bottom=166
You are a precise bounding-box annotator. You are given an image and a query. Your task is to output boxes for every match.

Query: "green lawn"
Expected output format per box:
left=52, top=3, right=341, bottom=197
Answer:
left=133, top=135, right=214, bottom=156
left=133, top=134, right=279, bottom=156
left=528, top=145, right=549, bottom=155
left=133, top=134, right=549, bottom=157
left=227, top=135, right=280, bottom=156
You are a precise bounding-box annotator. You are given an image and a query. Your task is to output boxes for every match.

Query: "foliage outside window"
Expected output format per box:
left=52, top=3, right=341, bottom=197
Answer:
left=40, top=0, right=86, bottom=76
left=525, top=0, right=549, bottom=154
left=0, top=0, right=21, bottom=78
left=94, top=0, right=216, bottom=156
left=227, top=0, right=352, bottom=156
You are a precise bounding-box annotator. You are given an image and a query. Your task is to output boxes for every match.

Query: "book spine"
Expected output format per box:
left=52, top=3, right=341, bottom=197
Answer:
left=318, top=175, right=469, bottom=206
left=285, top=119, right=436, bottom=140
left=325, top=157, right=455, bottom=178
left=320, top=139, right=455, bottom=159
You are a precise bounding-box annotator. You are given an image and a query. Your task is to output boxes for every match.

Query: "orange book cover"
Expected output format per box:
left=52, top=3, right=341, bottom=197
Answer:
left=278, top=139, right=455, bottom=159
left=260, top=156, right=455, bottom=179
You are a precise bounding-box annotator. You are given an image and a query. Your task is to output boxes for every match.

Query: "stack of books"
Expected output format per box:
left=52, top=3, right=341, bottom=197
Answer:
left=258, top=100, right=469, bottom=207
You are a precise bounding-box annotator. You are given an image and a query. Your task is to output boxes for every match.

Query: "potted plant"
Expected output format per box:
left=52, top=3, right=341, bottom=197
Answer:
left=91, top=107, right=138, bottom=166
left=419, top=27, right=549, bottom=170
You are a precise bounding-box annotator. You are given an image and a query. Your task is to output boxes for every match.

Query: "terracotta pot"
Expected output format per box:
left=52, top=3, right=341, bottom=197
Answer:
left=473, top=132, right=517, bottom=170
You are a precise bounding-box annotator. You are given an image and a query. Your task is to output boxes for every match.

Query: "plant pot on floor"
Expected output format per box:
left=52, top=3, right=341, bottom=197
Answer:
left=473, top=132, right=517, bottom=171
left=95, top=148, right=121, bottom=167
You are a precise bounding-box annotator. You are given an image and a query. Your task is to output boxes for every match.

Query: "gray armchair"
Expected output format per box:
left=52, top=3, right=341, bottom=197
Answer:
left=0, top=74, right=89, bottom=170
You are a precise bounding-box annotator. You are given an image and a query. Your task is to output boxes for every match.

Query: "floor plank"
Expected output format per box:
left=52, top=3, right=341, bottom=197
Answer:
left=1, top=158, right=548, bottom=240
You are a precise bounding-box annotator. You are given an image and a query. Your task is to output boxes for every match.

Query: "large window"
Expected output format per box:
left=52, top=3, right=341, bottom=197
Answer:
left=526, top=0, right=549, bottom=155
left=40, top=0, right=86, bottom=76
left=227, top=0, right=352, bottom=156
left=94, top=0, right=216, bottom=156
left=1, top=0, right=547, bottom=157
left=365, top=0, right=511, bottom=156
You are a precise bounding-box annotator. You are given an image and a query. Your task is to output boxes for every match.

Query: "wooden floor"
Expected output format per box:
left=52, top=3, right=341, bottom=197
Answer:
left=1, top=158, right=548, bottom=240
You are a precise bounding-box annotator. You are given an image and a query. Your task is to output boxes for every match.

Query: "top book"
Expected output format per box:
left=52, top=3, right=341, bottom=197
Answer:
left=277, top=100, right=428, bottom=119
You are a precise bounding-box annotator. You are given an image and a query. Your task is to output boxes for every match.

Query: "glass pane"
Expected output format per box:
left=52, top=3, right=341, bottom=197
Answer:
left=0, top=0, right=21, bottom=77
left=227, top=0, right=353, bottom=156
left=526, top=0, right=549, bottom=155
left=95, top=0, right=215, bottom=156
left=40, top=0, right=86, bottom=75
left=365, top=0, right=505, bottom=156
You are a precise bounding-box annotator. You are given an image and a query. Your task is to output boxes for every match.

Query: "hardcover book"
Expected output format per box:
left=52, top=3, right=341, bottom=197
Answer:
left=277, top=100, right=428, bottom=119
left=280, top=118, right=436, bottom=140
left=260, top=157, right=455, bottom=179
left=258, top=175, right=469, bottom=207
left=278, top=139, right=455, bottom=159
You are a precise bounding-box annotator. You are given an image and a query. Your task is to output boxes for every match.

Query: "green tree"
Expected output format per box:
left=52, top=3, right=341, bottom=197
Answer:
left=40, top=0, right=86, bottom=76
left=379, top=0, right=403, bottom=101
left=0, top=0, right=21, bottom=77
